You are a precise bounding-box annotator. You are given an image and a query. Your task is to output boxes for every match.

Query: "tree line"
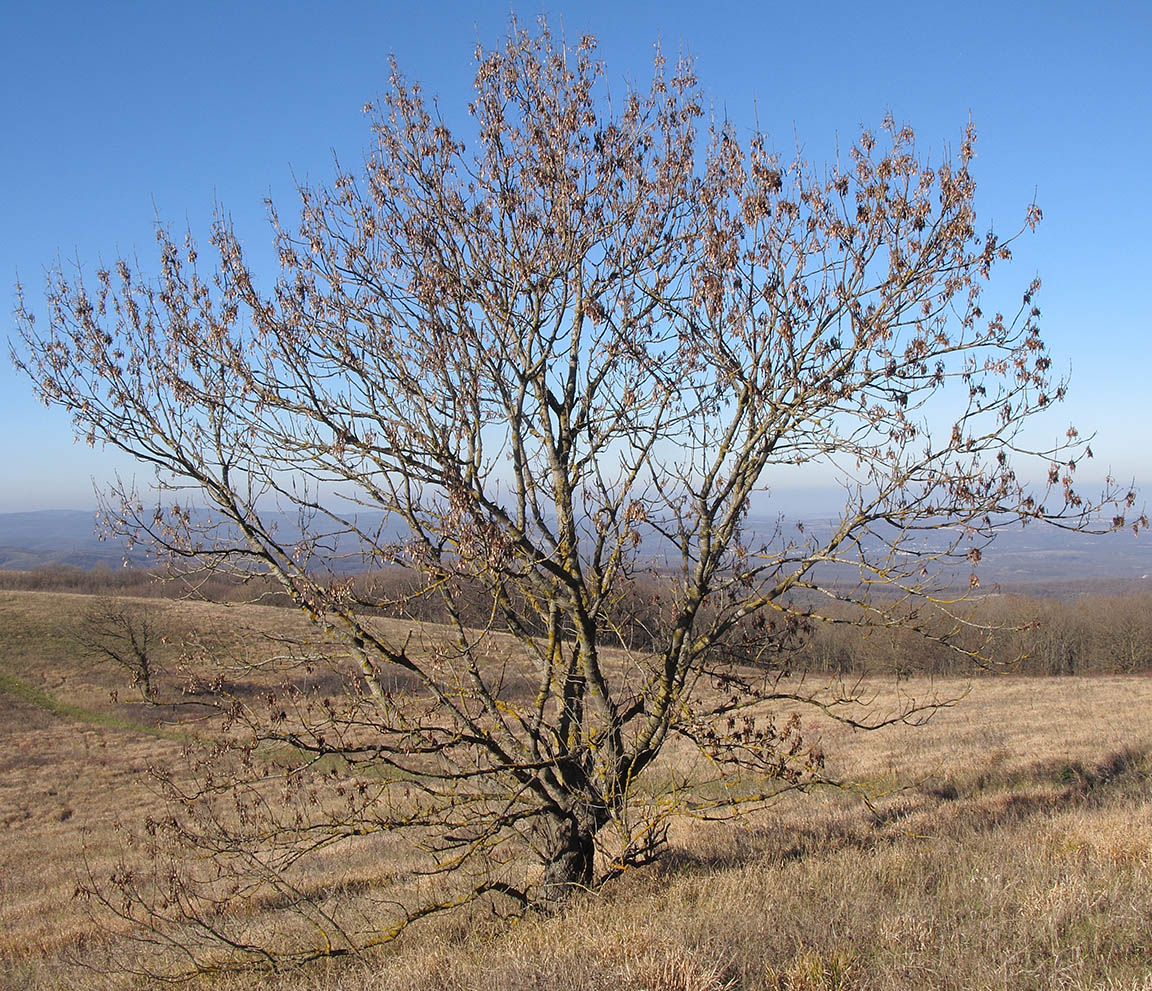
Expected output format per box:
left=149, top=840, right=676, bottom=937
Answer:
left=8, top=564, right=1148, bottom=677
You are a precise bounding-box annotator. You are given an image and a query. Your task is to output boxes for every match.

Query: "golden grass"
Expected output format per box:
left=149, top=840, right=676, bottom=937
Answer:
left=1, top=590, right=1151, bottom=990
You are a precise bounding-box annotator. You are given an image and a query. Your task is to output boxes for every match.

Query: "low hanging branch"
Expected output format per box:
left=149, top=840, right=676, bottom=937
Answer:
left=14, top=15, right=1142, bottom=976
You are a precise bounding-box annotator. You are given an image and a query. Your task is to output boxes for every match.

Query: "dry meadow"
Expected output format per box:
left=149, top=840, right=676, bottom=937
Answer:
left=1, top=588, right=1150, bottom=991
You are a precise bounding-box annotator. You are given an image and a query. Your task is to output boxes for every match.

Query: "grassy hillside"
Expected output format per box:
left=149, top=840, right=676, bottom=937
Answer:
left=1, top=590, right=1150, bottom=990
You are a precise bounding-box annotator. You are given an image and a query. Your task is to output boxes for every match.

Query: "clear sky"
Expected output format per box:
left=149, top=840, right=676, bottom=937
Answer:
left=2, top=0, right=1149, bottom=513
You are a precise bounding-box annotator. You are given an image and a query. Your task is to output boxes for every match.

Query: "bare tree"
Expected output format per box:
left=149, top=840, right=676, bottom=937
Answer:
left=12, top=19, right=1142, bottom=973
left=76, top=595, right=156, bottom=698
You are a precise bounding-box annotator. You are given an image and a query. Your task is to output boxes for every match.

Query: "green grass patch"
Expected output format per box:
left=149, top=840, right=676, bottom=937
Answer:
left=0, top=670, right=178, bottom=739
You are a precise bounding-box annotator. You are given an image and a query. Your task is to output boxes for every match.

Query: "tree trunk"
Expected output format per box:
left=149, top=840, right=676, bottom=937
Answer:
left=538, top=812, right=594, bottom=911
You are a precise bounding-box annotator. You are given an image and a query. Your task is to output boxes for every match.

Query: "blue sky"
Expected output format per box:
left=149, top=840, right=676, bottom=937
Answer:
left=2, top=0, right=1149, bottom=513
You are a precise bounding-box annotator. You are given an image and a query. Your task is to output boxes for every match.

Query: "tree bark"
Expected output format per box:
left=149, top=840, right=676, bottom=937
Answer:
left=538, top=812, right=595, bottom=911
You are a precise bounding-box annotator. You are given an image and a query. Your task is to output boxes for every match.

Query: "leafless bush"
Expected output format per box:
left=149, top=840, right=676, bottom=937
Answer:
left=75, top=596, right=157, bottom=698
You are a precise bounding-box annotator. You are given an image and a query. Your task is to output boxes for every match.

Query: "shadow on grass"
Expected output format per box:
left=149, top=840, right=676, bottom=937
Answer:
left=655, top=745, right=1150, bottom=877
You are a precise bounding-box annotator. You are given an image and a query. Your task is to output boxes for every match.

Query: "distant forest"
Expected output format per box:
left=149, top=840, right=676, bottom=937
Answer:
left=3, top=564, right=1149, bottom=678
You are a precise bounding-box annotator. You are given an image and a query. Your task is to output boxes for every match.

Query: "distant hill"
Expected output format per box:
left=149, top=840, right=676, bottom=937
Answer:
left=0, top=508, right=1149, bottom=587
left=0, top=510, right=130, bottom=570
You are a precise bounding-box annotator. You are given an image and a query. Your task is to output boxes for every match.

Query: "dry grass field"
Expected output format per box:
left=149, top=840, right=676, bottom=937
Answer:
left=1, top=588, right=1151, bottom=990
